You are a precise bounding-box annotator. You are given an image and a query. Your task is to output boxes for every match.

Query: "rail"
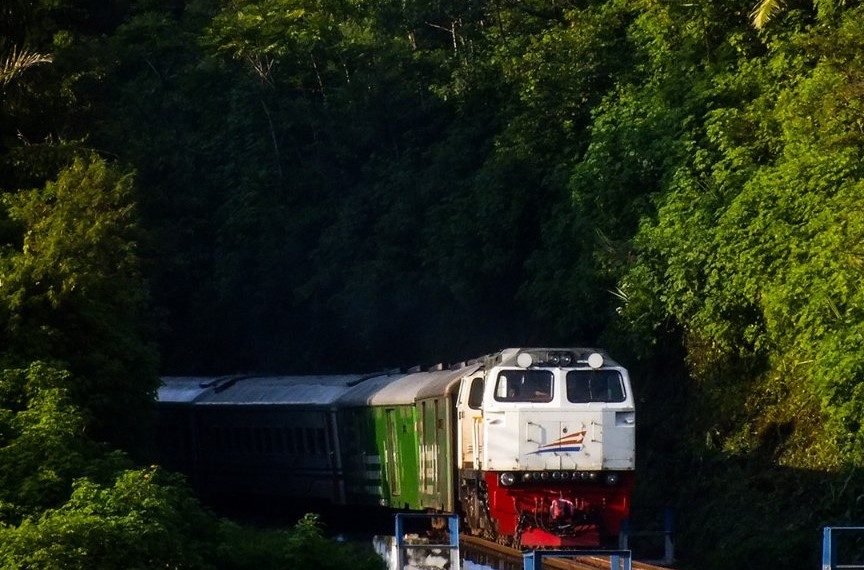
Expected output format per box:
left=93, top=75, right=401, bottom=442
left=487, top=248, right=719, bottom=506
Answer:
left=460, top=535, right=674, bottom=570
left=525, top=549, right=631, bottom=570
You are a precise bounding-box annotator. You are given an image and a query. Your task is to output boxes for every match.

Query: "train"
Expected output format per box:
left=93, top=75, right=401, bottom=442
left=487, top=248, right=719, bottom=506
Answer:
left=156, top=347, right=635, bottom=547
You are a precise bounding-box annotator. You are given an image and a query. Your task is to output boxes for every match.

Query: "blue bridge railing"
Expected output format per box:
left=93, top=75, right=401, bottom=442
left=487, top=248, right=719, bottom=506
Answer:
left=823, top=527, right=864, bottom=570
left=395, top=513, right=459, bottom=570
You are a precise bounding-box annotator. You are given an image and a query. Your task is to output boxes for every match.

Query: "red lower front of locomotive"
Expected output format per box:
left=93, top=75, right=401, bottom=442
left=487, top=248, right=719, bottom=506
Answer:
left=483, top=471, right=634, bottom=547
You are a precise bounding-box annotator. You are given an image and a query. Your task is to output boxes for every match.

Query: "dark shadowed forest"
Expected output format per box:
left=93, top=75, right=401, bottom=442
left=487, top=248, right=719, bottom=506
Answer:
left=3, top=0, right=864, bottom=567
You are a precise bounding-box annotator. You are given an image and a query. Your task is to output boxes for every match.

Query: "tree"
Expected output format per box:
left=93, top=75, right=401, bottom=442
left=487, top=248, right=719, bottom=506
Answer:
left=0, top=156, right=157, bottom=449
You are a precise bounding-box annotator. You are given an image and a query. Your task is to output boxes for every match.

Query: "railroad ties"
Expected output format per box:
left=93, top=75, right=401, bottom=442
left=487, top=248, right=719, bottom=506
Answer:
left=460, top=535, right=675, bottom=570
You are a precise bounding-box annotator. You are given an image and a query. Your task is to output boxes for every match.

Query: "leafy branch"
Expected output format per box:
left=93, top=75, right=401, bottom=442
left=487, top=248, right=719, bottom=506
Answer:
left=0, top=45, right=52, bottom=87
left=751, top=0, right=785, bottom=29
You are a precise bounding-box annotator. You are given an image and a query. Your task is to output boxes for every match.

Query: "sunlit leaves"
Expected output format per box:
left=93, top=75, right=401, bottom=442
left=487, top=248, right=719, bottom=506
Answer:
left=625, top=3, right=864, bottom=471
left=0, top=363, right=98, bottom=521
left=0, top=155, right=157, bottom=448
left=751, top=0, right=785, bottom=29
left=0, top=45, right=52, bottom=87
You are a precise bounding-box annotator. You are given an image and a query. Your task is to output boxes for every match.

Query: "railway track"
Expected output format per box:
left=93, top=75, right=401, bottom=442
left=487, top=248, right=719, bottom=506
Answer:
left=460, top=535, right=674, bottom=570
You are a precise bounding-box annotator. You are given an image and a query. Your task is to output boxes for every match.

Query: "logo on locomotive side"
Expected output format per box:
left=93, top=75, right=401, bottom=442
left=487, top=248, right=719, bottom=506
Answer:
left=531, top=430, right=587, bottom=454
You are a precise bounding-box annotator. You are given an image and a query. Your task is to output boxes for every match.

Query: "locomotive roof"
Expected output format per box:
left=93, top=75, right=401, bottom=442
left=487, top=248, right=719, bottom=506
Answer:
left=496, top=347, right=622, bottom=368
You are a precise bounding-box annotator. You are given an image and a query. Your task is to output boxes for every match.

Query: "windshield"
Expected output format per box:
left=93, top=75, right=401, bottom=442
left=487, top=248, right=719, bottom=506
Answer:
left=566, top=370, right=625, bottom=403
left=494, top=370, right=553, bottom=403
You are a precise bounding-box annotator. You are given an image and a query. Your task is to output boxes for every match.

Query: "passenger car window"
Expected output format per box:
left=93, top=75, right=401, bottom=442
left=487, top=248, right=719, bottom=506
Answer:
left=494, top=370, right=553, bottom=403
left=566, top=370, right=625, bottom=403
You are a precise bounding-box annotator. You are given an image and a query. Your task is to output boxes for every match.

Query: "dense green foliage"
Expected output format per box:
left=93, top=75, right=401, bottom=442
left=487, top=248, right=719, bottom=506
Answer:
left=5, top=0, right=864, bottom=567
left=0, top=2, right=384, bottom=566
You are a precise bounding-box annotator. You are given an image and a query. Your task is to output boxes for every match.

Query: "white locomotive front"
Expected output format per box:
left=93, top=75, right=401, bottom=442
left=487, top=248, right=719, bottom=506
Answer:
left=456, top=348, right=635, bottom=546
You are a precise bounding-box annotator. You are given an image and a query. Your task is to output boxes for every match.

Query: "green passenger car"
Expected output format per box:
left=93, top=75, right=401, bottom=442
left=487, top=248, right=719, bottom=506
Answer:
left=336, top=373, right=424, bottom=509
left=336, top=365, right=476, bottom=511
left=415, top=366, right=475, bottom=511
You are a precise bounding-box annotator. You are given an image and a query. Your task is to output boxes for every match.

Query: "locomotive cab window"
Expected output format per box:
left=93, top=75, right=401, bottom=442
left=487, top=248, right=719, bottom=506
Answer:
left=566, top=370, right=625, bottom=403
left=467, top=377, right=485, bottom=409
left=494, top=370, right=553, bottom=403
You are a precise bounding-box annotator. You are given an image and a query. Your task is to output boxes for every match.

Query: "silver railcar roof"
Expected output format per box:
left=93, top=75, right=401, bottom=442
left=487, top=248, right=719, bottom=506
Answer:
left=414, top=363, right=479, bottom=400
left=197, top=375, right=363, bottom=406
left=158, top=376, right=218, bottom=403
left=338, top=364, right=477, bottom=406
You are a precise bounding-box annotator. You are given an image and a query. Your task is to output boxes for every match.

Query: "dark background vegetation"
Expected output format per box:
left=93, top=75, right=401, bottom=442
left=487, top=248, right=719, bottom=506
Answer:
left=3, top=0, right=864, bottom=567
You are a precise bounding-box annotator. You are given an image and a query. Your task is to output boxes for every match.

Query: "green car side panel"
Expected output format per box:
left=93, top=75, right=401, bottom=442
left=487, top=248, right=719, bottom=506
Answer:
left=338, top=407, right=382, bottom=505
left=373, top=405, right=421, bottom=509
left=338, top=405, right=420, bottom=509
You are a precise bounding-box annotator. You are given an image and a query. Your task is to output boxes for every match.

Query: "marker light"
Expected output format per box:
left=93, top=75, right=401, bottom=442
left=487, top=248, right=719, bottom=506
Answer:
left=517, top=353, right=533, bottom=368
left=587, top=353, right=604, bottom=369
left=605, top=473, right=620, bottom=486
left=500, top=472, right=516, bottom=486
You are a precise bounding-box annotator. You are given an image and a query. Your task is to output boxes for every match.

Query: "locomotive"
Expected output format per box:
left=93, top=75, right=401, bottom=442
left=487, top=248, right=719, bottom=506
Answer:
left=156, top=348, right=635, bottom=547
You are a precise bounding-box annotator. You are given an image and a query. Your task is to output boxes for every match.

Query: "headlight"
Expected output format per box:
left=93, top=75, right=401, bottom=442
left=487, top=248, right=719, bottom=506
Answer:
left=499, top=472, right=516, bottom=486
left=605, top=473, right=620, bottom=486
left=615, top=411, right=636, bottom=426
left=587, top=353, right=604, bottom=369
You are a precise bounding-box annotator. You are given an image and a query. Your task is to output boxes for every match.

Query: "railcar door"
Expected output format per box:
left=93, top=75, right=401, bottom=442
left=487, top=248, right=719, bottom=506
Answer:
left=457, top=374, right=485, bottom=469
left=384, top=408, right=401, bottom=497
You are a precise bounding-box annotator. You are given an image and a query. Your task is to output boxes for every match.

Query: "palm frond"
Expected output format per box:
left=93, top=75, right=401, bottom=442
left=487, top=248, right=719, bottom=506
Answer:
left=0, top=45, right=53, bottom=86
left=751, top=0, right=786, bottom=29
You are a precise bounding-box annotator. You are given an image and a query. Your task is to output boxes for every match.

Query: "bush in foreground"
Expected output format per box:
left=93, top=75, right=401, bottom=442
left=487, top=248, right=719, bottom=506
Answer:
left=0, top=468, right=383, bottom=569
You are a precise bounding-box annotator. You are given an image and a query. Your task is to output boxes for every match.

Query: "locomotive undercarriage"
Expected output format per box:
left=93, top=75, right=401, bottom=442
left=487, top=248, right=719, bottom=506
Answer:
left=460, top=476, right=499, bottom=543
left=459, top=470, right=629, bottom=548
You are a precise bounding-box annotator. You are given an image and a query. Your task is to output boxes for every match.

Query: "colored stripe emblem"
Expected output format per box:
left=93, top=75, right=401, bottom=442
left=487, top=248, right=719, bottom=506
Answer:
left=530, top=430, right=587, bottom=454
